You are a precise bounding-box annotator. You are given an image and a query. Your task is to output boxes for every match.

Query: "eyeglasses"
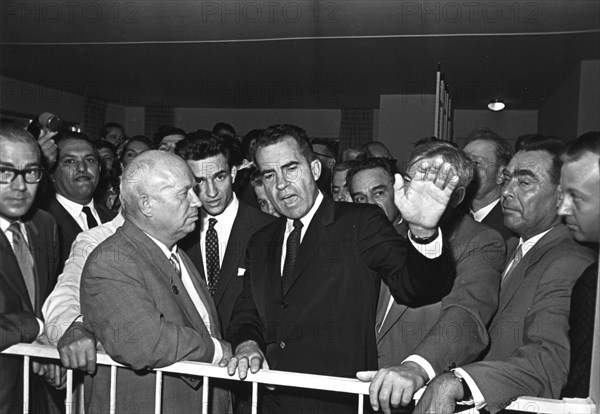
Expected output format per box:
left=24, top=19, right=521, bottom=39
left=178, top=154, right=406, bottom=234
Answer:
left=0, top=165, right=44, bottom=184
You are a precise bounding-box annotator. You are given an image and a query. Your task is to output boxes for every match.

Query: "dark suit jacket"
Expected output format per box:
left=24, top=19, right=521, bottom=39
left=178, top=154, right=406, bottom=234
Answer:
left=181, top=201, right=275, bottom=334
left=42, top=197, right=116, bottom=271
left=227, top=197, right=455, bottom=412
left=1, top=209, right=59, bottom=414
left=481, top=201, right=516, bottom=241
left=462, top=224, right=595, bottom=413
left=562, top=260, right=598, bottom=398
left=376, top=211, right=505, bottom=373
left=81, top=220, right=230, bottom=414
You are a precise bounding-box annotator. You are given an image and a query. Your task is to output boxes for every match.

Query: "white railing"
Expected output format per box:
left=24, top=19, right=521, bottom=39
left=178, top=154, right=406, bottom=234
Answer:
left=2, top=343, right=597, bottom=414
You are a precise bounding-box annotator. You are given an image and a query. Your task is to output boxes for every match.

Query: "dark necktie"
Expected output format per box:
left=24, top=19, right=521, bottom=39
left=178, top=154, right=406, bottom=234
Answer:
left=206, top=218, right=220, bottom=296
left=82, top=206, right=99, bottom=229
left=7, top=222, right=37, bottom=307
left=282, top=219, right=303, bottom=292
left=169, top=252, right=181, bottom=295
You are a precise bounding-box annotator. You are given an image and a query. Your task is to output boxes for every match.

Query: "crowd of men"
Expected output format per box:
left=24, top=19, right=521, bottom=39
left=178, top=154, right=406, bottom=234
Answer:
left=0, top=118, right=598, bottom=414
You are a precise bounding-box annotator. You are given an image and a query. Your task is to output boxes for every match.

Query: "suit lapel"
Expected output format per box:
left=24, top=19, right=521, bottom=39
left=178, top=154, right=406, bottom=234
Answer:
left=214, top=204, right=248, bottom=305
left=0, top=228, right=35, bottom=313
left=50, top=198, right=84, bottom=232
left=376, top=285, right=409, bottom=342
left=497, top=226, right=567, bottom=315
left=179, top=251, right=222, bottom=338
left=283, top=196, right=334, bottom=296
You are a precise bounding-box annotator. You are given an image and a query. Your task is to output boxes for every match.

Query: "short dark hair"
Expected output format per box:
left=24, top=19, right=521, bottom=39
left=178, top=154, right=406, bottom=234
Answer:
left=408, top=141, right=474, bottom=189
left=212, top=122, right=236, bottom=138
left=99, top=122, right=124, bottom=139
left=311, top=139, right=338, bottom=159
left=562, top=132, right=600, bottom=163
left=124, top=135, right=154, bottom=152
left=95, top=140, right=117, bottom=154
left=175, top=132, right=236, bottom=169
left=248, top=166, right=263, bottom=187
left=516, top=135, right=565, bottom=185
left=346, top=157, right=397, bottom=192
left=333, top=159, right=360, bottom=174
left=250, top=124, right=315, bottom=166
left=466, top=128, right=513, bottom=167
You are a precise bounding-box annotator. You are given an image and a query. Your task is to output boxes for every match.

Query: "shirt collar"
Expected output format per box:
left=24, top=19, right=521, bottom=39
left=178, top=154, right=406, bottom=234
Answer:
left=471, top=198, right=500, bottom=221
left=144, top=231, right=178, bottom=258
left=201, top=193, right=239, bottom=225
left=286, top=191, right=324, bottom=232
left=518, top=227, right=554, bottom=257
left=56, top=193, right=95, bottom=218
left=0, top=216, right=18, bottom=233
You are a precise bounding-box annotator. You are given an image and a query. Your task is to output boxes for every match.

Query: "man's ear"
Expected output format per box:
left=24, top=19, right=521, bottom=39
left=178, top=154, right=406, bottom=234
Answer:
left=495, top=166, right=506, bottom=185
left=310, top=159, right=322, bottom=181
left=138, top=194, right=152, bottom=217
left=451, top=186, right=466, bottom=208
left=230, top=165, right=238, bottom=184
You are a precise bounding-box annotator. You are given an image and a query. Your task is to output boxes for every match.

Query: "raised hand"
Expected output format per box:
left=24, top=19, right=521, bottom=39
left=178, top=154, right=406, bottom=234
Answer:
left=394, top=158, right=458, bottom=236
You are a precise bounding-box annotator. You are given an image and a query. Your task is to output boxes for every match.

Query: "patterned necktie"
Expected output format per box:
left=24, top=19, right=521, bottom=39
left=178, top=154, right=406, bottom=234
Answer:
left=169, top=252, right=181, bottom=295
left=7, top=222, right=36, bottom=307
left=282, top=219, right=303, bottom=292
left=502, top=244, right=524, bottom=286
left=206, top=218, right=220, bottom=296
left=82, top=206, right=99, bottom=229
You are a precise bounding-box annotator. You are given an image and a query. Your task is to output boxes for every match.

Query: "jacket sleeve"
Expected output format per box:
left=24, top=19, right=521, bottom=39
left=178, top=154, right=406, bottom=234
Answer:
left=358, top=206, right=456, bottom=307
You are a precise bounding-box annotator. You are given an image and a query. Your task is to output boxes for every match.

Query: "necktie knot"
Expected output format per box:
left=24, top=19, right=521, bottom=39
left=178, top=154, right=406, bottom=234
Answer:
left=208, top=218, right=218, bottom=229
left=7, top=221, right=22, bottom=236
left=293, top=219, right=303, bottom=231
left=82, top=206, right=99, bottom=229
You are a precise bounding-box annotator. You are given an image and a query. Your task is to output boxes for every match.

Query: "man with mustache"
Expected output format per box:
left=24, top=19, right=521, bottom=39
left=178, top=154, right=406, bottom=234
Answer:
left=80, top=150, right=232, bottom=413
left=42, top=131, right=116, bottom=270
left=414, top=138, right=595, bottom=414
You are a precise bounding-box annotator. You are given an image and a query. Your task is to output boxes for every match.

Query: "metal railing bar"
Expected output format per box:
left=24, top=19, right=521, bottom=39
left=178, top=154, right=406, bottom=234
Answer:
left=154, top=371, right=162, bottom=414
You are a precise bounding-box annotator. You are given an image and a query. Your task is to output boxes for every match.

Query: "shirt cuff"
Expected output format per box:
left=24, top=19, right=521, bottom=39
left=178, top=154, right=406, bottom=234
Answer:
left=402, top=355, right=436, bottom=383
left=35, top=318, right=44, bottom=341
left=211, top=337, right=223, bottom=365
left=409, top=228, right=443, bottom=259
left=453, top=368, right=486, bottom=409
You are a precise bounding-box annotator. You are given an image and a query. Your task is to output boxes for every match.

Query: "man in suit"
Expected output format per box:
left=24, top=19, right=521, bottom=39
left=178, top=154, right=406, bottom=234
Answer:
left=80, top=150, right=231, bottom=413
left=350, top=145, right=505, bottom=413
left=42, top=131, right=116, bottom=270
left=414, top=139, right=596, bottom=414
left=224, top=124, right=458, bottom=413
left=0, top=125, right=60, bottom=414
left=462, top=128, right=516, bottom=240
left=176, top=133, right=276, bottom=334
left=557, top=132, right=599, bottom=398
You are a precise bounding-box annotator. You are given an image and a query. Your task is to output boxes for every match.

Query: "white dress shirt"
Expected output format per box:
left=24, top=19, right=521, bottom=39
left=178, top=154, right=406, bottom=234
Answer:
left=454, top=227, right=554, bottom=409
left=55, top=193, right=102, bottom=230
left=471, top=198, right=500, bottom=223
left=42, top=213, right=125, bottom=345
left=199, top=194, right=239, bottom=280
left=145, top=233, right=223, bottom=364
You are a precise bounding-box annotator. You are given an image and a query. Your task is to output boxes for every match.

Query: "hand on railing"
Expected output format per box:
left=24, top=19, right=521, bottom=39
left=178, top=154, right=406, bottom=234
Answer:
left=413, top=372, right=463, bottom=414
left=356, top=361, right=429, bottom=414
left=57, top=321, right=98, bottom=375
left=223, top=340, right=270, bottom=380
left=32, top=360, right=67, bottom=389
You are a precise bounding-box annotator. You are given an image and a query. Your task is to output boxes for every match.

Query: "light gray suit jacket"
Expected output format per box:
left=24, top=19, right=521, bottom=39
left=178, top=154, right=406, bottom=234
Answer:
left=462, top=224, right=595, bottom=413
left=377, top=212, right=505, bottom=374
left=81, top=220, right=231, bottom=414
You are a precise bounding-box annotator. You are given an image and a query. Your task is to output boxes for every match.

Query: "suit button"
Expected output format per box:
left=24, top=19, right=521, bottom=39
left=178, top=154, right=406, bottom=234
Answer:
left=280, top=341, right=286, bottom=349
left=190, top=378, right=196, bottom=382
left=281, top=302, right=288, bottom=309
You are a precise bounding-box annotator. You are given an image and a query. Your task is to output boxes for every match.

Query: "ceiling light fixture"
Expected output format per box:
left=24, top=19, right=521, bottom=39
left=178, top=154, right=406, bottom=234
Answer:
left=488, top=100, right=505, bottom=111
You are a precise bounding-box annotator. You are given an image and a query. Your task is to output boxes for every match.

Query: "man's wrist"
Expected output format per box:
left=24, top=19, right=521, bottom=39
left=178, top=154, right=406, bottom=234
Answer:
left=452, top=372, right=472, bottom=401
left=409, top=227, right=439, bottom=243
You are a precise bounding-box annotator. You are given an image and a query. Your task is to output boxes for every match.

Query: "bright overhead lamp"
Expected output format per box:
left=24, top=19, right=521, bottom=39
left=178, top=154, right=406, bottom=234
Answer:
left=488, top=100, right=505, bottom=111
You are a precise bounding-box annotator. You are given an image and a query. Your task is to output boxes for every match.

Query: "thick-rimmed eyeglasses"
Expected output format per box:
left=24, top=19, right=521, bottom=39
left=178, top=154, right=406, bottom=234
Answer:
left=0, top=165, right=44, bottom=184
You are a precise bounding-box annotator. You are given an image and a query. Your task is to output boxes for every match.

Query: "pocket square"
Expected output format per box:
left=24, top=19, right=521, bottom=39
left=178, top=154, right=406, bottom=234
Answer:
left=237, top=268, right=245, bottom=276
